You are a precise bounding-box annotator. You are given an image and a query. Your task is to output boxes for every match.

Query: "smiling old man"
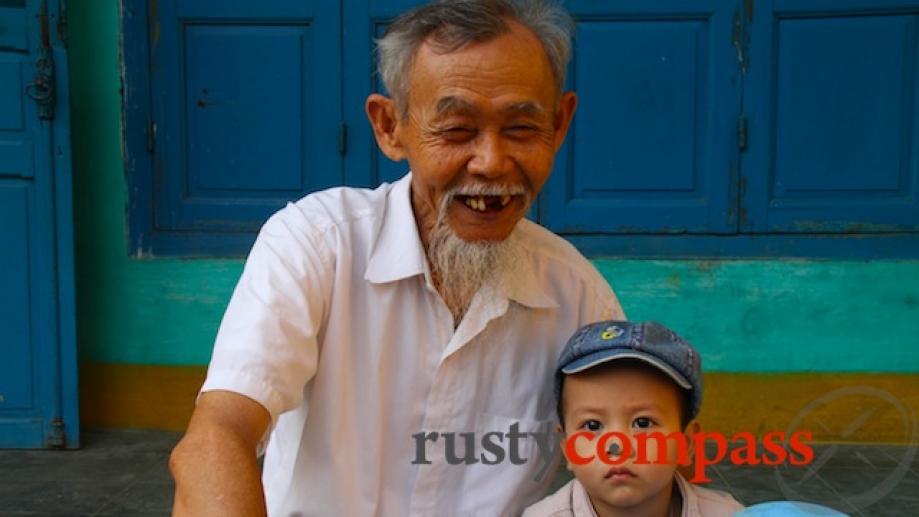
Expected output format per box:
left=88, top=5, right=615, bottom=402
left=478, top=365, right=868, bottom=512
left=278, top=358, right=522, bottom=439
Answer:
left=170, top=1, right=624, bottom=515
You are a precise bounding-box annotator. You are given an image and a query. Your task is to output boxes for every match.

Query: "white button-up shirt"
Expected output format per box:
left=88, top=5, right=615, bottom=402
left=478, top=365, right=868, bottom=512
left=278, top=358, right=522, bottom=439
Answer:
left=202, top=173, right=624, bottom=516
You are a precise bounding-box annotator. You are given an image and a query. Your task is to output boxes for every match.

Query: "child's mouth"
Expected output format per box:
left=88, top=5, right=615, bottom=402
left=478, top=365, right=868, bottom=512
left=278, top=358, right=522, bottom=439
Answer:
left=603, top=466, right=636, bottom=482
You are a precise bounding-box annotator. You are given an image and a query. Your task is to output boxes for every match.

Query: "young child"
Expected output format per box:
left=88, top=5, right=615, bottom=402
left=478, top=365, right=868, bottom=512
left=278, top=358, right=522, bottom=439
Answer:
left=523, top=321, right=744, bottom=517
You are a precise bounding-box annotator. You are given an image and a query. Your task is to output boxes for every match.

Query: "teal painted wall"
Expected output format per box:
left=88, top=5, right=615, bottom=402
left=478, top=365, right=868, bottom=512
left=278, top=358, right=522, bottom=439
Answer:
left=68, top=2, right=919, bottom=371
left=69, top=3, right=243, bottom=365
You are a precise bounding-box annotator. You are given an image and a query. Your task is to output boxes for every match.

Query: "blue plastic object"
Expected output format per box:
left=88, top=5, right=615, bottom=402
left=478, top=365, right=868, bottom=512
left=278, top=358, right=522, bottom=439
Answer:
left=735, top=501, right=850, bottom=516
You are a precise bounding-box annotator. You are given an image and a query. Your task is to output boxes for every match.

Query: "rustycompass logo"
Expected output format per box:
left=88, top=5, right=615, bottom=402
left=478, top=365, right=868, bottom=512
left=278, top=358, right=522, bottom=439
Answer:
left=412, top=423, right=816, bottom=483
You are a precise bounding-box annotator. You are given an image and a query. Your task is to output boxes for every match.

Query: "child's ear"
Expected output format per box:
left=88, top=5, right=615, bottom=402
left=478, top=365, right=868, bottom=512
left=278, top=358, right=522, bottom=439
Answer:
left=677, top=420, right=702, bottom=481
left=685, top=420, right=701, bottom=459
left=556, top=424, right=573, bottom=472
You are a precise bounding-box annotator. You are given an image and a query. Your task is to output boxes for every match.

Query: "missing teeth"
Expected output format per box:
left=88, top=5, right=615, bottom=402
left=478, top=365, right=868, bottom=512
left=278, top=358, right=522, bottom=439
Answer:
left=461, top=194, right=514, bottom=212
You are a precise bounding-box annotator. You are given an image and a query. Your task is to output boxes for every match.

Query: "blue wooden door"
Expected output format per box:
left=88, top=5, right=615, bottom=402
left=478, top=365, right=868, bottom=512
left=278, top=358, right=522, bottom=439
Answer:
left=129, top=0, right=919, bottom=255
left=149, top=0, right=342, bottom=243
left=0, top=0, right=78, bottom=448
left=742, top=0, right=919, bottom=233
left=542, top=1, right=742, bottom=236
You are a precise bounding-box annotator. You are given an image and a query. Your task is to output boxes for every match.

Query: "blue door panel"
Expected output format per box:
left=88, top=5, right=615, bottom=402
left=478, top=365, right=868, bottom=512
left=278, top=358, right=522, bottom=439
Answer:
left=0, top=140, right=33, bottom=178
left=0, top=418, right=43, bottom=449
left=185, top=25, right=310, bottom=194
left=0, top=0, right=77, bottom=448
left=774, top=0, right=919, bottom=11
left=743, top=0, right=919, bottom=233
left=172, top=0, right=314, bottom=19
left=773, top=17, right=909, bottom=193
left=542, top=2, right=740, bottom=234
left=0, top=60, right=25, bottom=130
left=153, top=0, right=342, bottom=233
left=570, top=21, right=708, bottom=195
left=0, top=185, right=34, bottom=410
left=0, top=58, right=35, bottom=180
left=566, top=0, right=719, bottom=16
left=0, top=5, right=28, bottom=51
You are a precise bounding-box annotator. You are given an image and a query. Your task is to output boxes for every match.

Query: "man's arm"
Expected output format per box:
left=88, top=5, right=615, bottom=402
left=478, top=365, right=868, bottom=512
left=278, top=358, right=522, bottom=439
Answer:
left=170, top=390, right=271, bottom=517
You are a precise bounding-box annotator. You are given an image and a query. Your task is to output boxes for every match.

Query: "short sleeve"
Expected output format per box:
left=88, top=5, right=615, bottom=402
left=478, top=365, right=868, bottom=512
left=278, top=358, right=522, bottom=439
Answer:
left=584, top=268, right=627, bottom=324
left=201, top=203, right=334, bottom=425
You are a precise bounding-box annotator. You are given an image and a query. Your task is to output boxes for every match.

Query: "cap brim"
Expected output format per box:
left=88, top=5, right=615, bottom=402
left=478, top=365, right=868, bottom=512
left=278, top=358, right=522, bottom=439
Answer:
left=561, top=350, right=692, bottom=390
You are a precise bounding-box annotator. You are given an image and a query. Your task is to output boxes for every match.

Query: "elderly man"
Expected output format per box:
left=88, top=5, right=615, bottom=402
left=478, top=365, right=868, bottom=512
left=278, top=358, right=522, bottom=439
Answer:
left=170, top=1, right=624, bottom=515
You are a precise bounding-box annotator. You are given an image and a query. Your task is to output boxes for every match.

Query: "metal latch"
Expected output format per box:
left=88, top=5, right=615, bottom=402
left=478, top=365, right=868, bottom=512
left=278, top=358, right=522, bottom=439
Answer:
left=25, top=0, right=56, bottom=120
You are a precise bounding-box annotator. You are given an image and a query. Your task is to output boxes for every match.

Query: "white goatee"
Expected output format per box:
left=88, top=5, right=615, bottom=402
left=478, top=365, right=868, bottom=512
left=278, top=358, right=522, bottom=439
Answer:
left=426, top=186, right=524, bottom=325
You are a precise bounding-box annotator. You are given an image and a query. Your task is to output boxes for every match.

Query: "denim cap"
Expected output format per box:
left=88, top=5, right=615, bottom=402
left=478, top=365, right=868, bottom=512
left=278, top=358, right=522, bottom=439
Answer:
left=555, top=321, right=703, bottom=420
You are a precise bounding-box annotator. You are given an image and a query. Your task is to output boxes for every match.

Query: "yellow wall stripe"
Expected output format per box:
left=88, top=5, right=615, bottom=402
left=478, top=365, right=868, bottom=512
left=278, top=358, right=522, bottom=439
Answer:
left=80, top=364, right=919, bottom=443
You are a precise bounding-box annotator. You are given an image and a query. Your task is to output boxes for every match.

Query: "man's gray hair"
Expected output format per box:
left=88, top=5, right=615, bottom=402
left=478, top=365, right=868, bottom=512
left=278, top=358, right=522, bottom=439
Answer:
left=376, top=0, right=575, bottom=113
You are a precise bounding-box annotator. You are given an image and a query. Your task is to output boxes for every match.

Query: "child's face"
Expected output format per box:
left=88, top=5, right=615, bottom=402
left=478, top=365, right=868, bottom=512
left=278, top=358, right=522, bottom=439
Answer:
left=561, top=363, right=687, bottom=514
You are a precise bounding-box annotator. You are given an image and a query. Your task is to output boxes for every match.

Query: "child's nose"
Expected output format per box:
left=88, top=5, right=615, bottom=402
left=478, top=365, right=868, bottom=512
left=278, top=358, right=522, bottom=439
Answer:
left=606, top=439, right=636, bottom=459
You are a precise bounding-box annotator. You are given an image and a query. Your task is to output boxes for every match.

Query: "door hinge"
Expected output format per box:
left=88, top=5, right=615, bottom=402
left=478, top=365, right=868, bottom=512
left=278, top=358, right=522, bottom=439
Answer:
left=147, top=119, right=157, bottom=154
left=338, top=122, right=348, bottom=156
left=26, top=0, right=56, bottom=120
left=47, top=417, right=67, bottom=449
left=737, top=116, right=748, bottom=151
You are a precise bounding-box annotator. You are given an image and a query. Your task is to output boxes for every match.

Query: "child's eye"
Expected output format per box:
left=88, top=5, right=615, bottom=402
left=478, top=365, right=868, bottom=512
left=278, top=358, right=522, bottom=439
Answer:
left=581, top=419, right=603, bottom=432
left=633, top=417, right=655, bottom=429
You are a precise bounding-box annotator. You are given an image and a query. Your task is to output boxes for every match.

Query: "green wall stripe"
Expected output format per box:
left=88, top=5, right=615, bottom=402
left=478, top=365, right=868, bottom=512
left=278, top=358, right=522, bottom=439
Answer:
left=595, top=260, right=919, bottom=372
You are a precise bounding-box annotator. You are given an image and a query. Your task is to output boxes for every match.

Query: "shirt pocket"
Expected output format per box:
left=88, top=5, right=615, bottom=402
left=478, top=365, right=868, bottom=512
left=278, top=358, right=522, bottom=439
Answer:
left=458, top=412, right=560, bottom=516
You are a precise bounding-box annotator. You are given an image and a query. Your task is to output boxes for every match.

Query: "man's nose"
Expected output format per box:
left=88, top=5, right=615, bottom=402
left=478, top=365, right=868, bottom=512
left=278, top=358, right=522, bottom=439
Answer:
left=467, top=131, right=513, bottom=179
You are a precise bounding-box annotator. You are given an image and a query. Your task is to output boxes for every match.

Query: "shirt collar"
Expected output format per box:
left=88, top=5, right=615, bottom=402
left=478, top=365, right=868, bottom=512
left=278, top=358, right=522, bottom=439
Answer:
left=364, top=173, right=559, bottom=310
left=498, top=227, right=559, bottom=309
left=364, top=173, right=427, bottom=284
left=674, top=471, right=700, bottom=517
left=572, top=478, right=599, bottom=517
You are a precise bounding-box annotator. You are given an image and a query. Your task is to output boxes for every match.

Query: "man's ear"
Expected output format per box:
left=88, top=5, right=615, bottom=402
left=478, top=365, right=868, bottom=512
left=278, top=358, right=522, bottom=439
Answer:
left=366, top=93, right=407, bottom=162
left=552, top=91, right=578, bottom=151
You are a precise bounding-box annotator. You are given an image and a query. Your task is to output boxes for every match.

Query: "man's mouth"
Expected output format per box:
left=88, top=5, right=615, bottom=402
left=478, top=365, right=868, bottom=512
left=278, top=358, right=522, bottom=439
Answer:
left=456, top=194, right=515, bottom=213
left=603, top=466, right=636, bottom=481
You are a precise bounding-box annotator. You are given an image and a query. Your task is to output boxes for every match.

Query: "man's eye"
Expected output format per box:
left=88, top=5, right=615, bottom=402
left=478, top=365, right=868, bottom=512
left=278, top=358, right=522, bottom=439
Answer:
left=439, top=127, right=475, bottom=141
left=506, top=125, right=537, bottom=136
left=581, top=420, right=602, bottom=432
left=633, top=417, right=655, bottom=429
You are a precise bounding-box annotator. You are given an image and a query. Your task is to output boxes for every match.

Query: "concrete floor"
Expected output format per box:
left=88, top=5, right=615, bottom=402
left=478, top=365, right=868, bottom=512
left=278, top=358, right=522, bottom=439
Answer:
left=1, top=429, right=917, bottom=516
